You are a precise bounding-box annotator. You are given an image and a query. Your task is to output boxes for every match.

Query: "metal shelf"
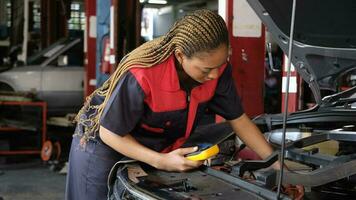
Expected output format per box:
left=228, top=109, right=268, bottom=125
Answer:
left=0, top=101, right=47, bottom=156
left=0, top=127, right=23, bottom=132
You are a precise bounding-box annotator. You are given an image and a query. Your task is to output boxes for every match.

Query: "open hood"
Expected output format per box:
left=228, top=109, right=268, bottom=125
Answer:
left=247, top=0, right=356, bottom=104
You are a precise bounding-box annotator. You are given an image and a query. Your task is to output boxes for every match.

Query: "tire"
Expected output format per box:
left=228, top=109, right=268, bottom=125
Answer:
left=0, top=83, right=14, bottom=92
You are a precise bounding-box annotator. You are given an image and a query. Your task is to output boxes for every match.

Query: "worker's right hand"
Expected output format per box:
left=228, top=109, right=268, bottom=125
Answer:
left=155, top=147, right=203, bottom=172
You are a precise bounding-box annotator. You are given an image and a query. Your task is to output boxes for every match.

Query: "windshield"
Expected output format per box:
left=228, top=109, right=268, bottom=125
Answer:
left=27, top=38, right=68, bottom=65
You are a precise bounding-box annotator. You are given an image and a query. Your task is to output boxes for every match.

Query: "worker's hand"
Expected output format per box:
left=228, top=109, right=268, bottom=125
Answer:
left=155, top=147, right=203, bottom=172
left=281, top=184, right=304, bottom=200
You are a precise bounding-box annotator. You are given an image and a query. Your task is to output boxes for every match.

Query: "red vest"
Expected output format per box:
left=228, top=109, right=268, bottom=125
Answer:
left=130, top=54, right=227, bottom=152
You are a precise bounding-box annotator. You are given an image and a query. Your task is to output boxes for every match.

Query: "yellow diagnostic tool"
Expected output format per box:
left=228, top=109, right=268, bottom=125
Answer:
left=186, top=143, right=219, bottom=161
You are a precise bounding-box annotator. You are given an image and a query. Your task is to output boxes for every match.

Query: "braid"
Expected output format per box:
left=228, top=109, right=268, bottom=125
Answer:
left=75, top=9, right=229, bottom=141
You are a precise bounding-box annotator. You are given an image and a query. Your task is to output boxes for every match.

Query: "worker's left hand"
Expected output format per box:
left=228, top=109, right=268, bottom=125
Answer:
left=283, top=184, right=304, bottom=200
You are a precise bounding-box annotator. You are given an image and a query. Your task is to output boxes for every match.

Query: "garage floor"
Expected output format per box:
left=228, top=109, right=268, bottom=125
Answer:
left=0, top=161, right=66, bottom=200
left=0, top=124, right=73, bottom=200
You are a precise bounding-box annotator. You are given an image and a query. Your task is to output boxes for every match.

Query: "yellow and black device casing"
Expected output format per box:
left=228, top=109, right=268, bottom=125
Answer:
left=186, top=143, right=219, bottom=161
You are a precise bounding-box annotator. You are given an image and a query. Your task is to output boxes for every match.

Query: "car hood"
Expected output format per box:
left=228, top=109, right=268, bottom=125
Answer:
left=247, top=0, right=356, bottom=105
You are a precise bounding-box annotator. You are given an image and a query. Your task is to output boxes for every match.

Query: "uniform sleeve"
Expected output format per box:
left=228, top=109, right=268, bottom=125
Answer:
left=208, top=64, right=244, bottom=120
left=100, top=71, right=145, bottom=136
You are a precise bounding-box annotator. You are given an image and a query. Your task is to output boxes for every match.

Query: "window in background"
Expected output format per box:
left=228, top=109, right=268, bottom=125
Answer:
left=68, top=2, right=85, bottom=31
left=141, top=8, right=157, bottom=42
left=6, top=1, right=11, bottom=27
left=32, top=2, right=41, bottom=30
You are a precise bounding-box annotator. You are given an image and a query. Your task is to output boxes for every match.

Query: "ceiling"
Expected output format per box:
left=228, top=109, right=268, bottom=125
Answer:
left=142, top=0, right=214, bottom=10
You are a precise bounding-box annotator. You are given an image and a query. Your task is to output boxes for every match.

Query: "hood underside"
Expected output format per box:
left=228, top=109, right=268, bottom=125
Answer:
left=247, top=0, right=356, bottom=104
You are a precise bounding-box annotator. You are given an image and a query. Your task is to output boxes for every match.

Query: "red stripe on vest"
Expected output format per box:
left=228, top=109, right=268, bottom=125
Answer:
left=140, top=123, right=164, bottom=133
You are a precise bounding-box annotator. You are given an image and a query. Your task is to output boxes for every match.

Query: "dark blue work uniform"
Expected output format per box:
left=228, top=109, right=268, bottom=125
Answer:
left=65, top=55, right=244, bottom=200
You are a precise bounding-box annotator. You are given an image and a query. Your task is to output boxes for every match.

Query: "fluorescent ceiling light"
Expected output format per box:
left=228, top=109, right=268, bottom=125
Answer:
left=148, top=0, right=167, bottom=4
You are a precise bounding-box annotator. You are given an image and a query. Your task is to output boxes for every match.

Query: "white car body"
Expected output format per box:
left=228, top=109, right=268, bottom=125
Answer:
left=0, top=38, right=84, bottom=115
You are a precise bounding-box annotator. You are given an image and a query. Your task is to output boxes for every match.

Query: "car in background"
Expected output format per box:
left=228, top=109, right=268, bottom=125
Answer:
left=0, top=38, right=84, bottom=116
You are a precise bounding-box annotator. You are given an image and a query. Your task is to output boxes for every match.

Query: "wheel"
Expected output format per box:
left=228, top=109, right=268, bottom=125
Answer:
left=41, top=140, right=53, bottom=161
left=0, top=82, right=14, bottom=92
left=41, top=140, right=62, bottom=162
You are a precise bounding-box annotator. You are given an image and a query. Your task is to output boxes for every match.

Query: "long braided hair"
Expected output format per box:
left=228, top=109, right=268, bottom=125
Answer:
left=76, top=9, right=229, bottom=141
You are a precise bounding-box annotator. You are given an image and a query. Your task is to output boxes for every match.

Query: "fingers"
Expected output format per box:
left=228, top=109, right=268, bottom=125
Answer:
left=185, top=159, right=204, bottom=168
left=295, top=185, right=305, bottom=200
left=172, top=147, right=204, bottom=171
left=282, top=184, right=304, bottom=200
left=161, top=147, right=205, bottom=172
left=175, top=146, right=198, bottom=156
left=178, top=160, right=203, bottom=172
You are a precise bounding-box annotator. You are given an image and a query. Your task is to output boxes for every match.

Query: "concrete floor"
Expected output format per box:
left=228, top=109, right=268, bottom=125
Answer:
left=0, top=161, right=66, bottom=200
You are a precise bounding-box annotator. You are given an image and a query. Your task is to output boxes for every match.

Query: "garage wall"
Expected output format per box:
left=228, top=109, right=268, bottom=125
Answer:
left=153, top=7, right=174, bottom=38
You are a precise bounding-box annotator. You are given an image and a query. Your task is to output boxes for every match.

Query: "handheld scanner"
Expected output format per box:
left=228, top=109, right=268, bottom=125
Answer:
left=186, top=143, right=219, bottom=161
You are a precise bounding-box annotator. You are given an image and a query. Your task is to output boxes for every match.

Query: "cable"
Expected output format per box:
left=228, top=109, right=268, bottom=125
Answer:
left=276, top=0, right=297, bottom=199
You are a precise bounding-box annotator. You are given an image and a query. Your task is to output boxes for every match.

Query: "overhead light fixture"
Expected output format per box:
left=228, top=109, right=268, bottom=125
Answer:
left=148, top=0, right=167, bottom=5
left=139, top=0, right=145, bottom=3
